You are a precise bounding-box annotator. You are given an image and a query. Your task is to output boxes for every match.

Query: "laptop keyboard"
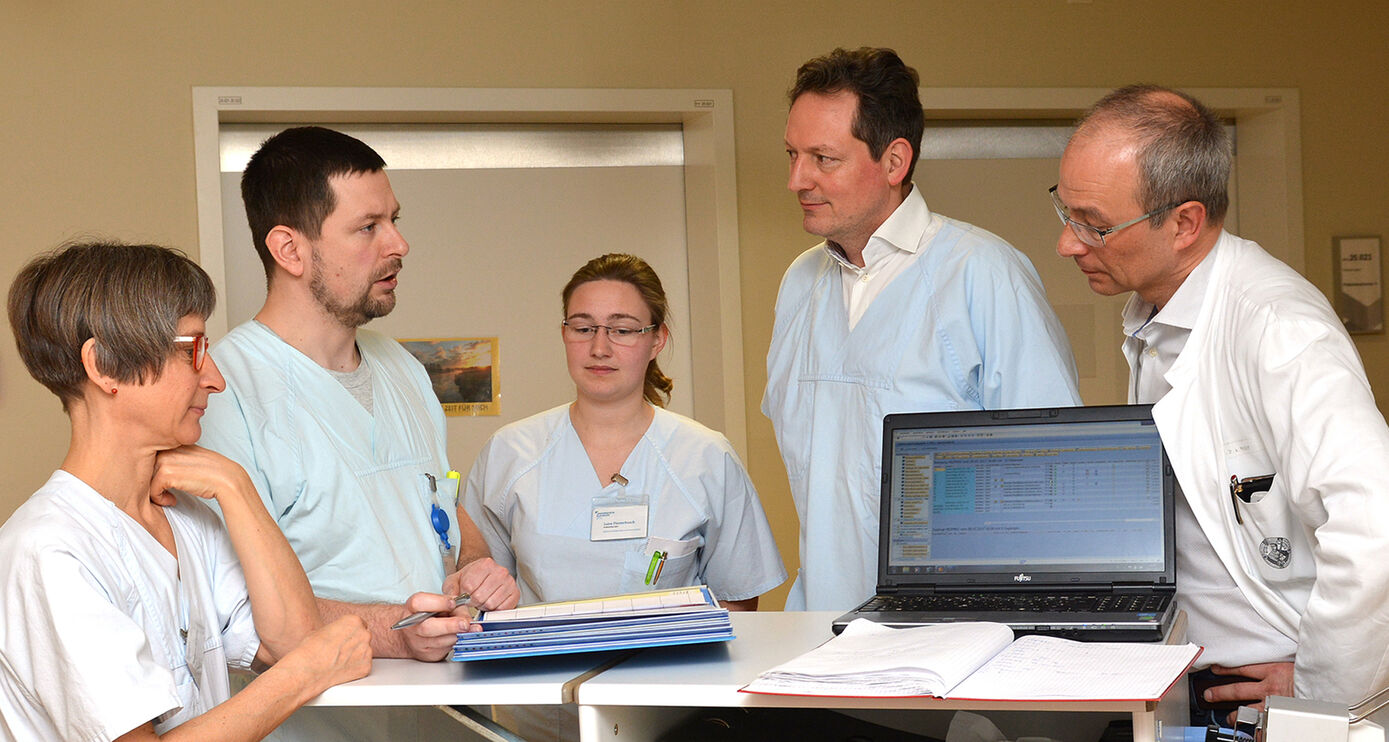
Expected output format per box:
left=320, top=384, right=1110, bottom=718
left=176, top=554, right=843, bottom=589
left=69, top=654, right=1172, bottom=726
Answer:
left=863, top=592, right=1170, bottom=614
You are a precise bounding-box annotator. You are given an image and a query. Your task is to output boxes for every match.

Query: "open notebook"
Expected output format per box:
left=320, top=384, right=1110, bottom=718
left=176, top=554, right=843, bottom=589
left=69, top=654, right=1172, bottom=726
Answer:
left=834, top=405, right=1176, bottom=642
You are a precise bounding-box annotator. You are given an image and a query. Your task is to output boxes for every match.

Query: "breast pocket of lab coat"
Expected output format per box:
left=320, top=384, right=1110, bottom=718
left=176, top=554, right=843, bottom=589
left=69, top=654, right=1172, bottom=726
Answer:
left=1224, top=442, right=1312, bottom=589
left=620, top=535, right=702, bottom=593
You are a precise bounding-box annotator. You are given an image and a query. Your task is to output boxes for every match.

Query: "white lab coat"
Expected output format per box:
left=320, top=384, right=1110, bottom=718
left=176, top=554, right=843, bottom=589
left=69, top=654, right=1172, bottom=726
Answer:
left=1143, top=231, right=1389, bottom=704
left=763, top=206, right=1081, bottom=611
left=199, top=321, right=457, bottom=605
left=0, top=472, right=259, bottom=740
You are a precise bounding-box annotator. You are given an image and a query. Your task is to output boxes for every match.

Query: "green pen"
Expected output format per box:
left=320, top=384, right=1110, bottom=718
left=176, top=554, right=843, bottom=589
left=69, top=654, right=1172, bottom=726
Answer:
left=645, top=550, right=666, bottom=585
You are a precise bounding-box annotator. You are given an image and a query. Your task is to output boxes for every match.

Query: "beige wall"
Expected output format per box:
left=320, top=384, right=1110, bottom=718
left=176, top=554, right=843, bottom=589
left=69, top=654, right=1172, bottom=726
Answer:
left=2, top=1, right=1385, bottom=610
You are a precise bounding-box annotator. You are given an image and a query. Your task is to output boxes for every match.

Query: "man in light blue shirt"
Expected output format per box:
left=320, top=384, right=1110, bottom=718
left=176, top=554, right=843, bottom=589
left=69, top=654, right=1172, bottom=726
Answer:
left=764, top=48, right=1081, bottom=612
left=200, top=127, right=519, bottom=661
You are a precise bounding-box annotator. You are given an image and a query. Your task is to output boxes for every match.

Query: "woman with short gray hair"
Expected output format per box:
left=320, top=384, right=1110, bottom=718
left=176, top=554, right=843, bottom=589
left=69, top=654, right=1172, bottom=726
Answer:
left=0, top=241, right=371, bottom=741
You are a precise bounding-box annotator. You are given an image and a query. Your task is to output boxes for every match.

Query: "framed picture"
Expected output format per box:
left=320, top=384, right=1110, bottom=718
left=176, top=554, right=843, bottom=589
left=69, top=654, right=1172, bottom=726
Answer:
left=398, top=337, right=500, bottom=416
left=1334, top=236, right=1383, bottom=334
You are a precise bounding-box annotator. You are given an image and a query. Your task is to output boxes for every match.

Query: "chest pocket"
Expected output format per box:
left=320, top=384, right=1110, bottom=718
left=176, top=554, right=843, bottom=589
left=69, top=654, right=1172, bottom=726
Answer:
left=798, top=263, right=933, bottom=388
left=1223, top=439, right=1302, bottom=583
left=619, top=535, right=702, bottom=593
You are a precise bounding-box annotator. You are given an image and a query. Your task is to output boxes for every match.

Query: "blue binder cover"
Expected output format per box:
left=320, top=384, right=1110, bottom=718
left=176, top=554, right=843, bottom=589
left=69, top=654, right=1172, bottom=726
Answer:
left=451, top=585, right=734, bottom=662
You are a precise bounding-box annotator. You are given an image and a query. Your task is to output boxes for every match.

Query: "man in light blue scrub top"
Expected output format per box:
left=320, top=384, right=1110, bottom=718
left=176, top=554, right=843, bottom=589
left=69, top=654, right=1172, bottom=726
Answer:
left=198, top=127, right=520, bottom=739
left=764, top=48, right=1082, bottom=612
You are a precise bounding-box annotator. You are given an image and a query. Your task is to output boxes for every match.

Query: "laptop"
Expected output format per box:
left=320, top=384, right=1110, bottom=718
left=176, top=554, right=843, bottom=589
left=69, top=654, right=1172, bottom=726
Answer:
left=833, top=405, right=1177, bottom=642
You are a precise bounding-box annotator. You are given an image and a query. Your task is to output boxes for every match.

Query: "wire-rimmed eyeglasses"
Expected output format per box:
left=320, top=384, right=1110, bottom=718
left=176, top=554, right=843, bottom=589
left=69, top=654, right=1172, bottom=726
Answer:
left=561, top=320, right=658, bottom=347
left=1049, top=185, right=1182, bottom=248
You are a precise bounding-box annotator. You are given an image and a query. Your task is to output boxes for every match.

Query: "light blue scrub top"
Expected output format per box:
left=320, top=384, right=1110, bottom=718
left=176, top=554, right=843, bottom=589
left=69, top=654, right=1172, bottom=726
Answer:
left=763, top=195, right=1082, bottom=612
left=463, top=405, right=786, bottom=605
left=199, top=322, right=457, bottom=604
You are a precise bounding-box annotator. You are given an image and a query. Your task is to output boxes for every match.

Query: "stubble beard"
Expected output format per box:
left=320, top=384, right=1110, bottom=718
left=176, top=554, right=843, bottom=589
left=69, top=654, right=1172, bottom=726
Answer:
left=310, top=257, right=399, bottom=328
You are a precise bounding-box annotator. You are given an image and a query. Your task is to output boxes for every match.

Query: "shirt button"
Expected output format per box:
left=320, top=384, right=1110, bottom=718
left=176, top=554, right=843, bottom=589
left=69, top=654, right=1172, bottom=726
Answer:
left=1147, top=349, right=1158, bottom=357
left=859, top=274, right=870, bottom=283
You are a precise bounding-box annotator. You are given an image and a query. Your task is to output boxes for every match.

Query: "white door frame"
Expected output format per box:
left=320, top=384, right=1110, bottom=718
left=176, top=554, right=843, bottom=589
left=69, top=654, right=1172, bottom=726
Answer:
left=191, top=86, right=747, bottom=454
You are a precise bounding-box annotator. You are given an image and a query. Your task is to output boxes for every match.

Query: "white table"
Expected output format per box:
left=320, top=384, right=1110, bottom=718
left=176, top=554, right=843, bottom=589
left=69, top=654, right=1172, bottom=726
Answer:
left=308, top=649, right=631, bottom=707
left=574, top=611, right=1190, bottom=742
left=306, top=612, right=1191, bottom=741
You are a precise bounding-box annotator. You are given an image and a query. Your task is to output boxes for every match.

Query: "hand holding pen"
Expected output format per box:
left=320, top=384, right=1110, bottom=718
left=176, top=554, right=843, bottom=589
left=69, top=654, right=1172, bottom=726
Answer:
left=387, top=591, right=480, bottom=661
left=391, top=593, right=473, bottom=630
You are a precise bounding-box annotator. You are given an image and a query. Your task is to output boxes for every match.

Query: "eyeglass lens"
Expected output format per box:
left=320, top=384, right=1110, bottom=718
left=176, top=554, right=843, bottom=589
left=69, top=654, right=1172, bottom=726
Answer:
left=562, top=323, right=652, bottom=346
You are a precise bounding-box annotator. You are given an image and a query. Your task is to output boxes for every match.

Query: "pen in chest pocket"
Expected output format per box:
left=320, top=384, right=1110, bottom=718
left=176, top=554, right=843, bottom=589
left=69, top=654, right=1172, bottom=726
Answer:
left=1228, top=473, right=1275, bottom=525
left=646, top=550, right=667, bottom=586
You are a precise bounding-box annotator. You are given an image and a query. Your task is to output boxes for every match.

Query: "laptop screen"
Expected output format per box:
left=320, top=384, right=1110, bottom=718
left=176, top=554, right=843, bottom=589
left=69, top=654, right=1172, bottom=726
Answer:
left=879, top=406, right=1173, bottom=588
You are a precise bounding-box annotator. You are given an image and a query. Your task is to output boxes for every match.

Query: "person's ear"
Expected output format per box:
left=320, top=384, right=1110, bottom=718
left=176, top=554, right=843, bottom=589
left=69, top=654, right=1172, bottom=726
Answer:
left=1170, top=201, right=1209, bottom=253
left=650, top=325, right=668, bottom=359
left=265, top=225, right=308, bottom=278
left=80, top=337, right=118, bottom=394
left=883, top=138, right=913, bottom=187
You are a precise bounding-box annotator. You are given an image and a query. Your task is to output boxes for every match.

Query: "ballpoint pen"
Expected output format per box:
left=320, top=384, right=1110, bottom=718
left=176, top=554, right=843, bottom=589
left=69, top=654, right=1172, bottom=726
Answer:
left=390, top=593, right=472, bottom=630
left=645, top=550, right=667, bottom=586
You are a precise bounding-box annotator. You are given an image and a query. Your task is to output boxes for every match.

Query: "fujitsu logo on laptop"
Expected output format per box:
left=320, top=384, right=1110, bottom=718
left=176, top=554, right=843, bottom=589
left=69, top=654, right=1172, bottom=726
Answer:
left=1013, top=573, right=1032, bottom=582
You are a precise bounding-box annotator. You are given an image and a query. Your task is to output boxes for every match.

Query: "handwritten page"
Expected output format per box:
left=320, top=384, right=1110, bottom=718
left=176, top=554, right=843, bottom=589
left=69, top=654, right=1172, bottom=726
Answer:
left=743, top=619, right=1200, bottom=701
left=949, top=634, right=1201, bottom=701
left=742, top=620, right=1014, bottom=697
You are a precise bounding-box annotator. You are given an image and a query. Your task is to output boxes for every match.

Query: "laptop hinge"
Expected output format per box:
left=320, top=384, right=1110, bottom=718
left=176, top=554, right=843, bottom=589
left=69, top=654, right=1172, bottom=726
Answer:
left=936, top=584, right=1089, bottom=594
left=1112, top=582, right=1165, bottom=592
left=880, top=585, right=933, bottom=595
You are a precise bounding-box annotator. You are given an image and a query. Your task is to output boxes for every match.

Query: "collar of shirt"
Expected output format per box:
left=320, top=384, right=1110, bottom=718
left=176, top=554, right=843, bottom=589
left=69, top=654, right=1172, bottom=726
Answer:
left=1121, top=236, right=1222, bottom=403
left=823, top=184, right=936, bottom=272
left=823, top=186, right=942, bottom=329
left=1122, top=235, right=1222, bottom=338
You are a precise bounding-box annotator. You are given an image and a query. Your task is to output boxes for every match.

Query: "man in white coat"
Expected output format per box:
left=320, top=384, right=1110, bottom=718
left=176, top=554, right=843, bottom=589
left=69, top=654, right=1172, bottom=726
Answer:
left=764, top=47, right=1081, bottom=612
left=1054, top=85, right=1389, bottom=721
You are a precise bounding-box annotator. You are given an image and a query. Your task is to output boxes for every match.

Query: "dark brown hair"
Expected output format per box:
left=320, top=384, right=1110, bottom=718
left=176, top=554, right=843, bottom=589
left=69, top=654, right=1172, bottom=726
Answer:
left=240, top=126, right=386, bottom=278
left=789, top=47, right=924, bottom=184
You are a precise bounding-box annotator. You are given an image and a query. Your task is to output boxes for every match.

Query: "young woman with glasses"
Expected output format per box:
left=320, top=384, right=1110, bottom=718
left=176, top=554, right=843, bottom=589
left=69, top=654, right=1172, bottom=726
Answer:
left=462, top=253, right=785, bottom=610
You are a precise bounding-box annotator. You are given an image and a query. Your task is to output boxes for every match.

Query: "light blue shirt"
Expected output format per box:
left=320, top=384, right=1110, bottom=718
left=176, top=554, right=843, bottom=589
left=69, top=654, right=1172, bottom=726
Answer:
left=463, top=405, right=786, bottom=605
left=199, top=322, right=456, bottom=604
left=763, top=188, right=1082, bottom=611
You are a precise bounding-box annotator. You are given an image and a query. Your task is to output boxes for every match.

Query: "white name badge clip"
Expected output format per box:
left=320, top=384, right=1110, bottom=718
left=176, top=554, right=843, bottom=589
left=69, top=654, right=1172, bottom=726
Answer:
left=590, top=472, right=649, bottom=541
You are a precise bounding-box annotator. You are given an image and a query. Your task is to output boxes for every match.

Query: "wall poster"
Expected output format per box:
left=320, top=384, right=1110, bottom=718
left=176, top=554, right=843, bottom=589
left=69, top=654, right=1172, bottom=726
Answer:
left=398, top=337, right=500, bottom=416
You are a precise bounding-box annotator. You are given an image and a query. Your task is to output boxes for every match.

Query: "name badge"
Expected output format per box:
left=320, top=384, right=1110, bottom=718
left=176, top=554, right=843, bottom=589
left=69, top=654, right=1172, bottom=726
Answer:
left=591, top=504, right=649, bottom=541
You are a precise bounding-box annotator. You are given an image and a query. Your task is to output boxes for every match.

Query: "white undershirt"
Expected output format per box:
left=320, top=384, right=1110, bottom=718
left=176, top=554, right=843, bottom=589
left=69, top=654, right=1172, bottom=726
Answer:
left=1124, top=241, right=1296, bottom=669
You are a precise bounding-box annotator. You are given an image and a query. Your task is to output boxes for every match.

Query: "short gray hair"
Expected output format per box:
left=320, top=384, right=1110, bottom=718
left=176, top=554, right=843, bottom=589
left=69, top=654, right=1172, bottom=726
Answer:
left=1074, top=84, right=1230, bottom=226
left=8, top=241, right=216, bottom=411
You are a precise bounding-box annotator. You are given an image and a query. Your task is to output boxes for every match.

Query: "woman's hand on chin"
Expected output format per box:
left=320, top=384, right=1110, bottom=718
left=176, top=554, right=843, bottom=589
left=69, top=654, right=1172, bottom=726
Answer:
left=148, top=444, right=255, bottom=507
